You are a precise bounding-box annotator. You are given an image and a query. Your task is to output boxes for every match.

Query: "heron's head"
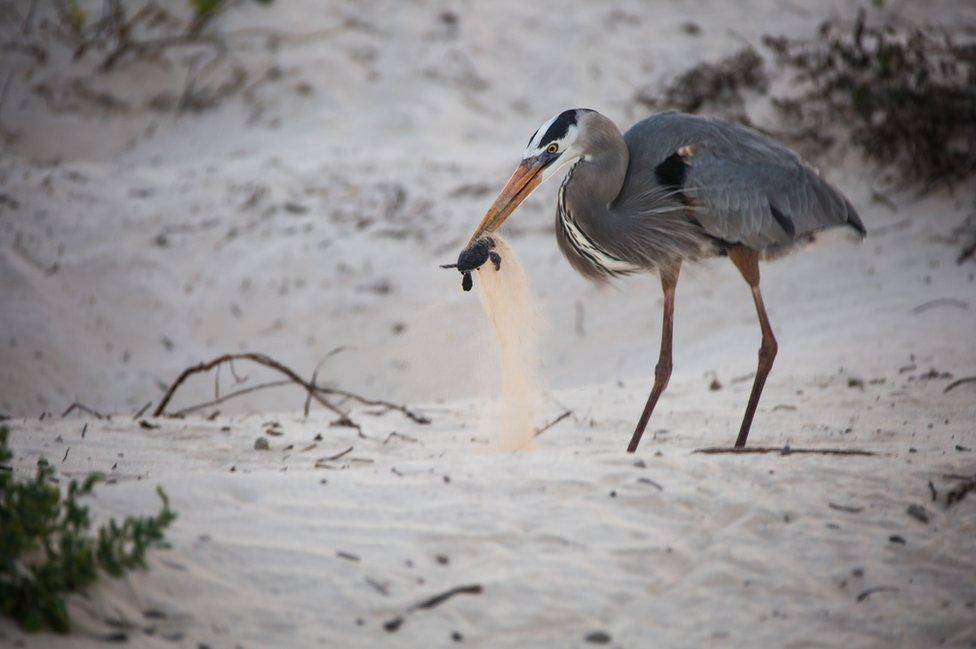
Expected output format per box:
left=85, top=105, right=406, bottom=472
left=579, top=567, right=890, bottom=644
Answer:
left=467, top=108, right=596, bottom=244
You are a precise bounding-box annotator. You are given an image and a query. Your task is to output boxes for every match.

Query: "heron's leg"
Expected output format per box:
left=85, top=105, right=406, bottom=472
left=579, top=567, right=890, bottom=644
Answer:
left=627, top=264, right=680, bottom=453
left=728, top=246, right=778, bottom=448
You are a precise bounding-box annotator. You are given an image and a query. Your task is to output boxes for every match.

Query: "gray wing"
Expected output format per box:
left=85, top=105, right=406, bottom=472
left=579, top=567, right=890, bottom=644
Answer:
left=623, top=112, right=865, bottom=250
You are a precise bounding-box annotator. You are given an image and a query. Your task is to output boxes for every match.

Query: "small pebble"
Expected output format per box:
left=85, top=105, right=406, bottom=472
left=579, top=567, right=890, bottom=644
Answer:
left=585, top=630, right=612, bottom=644
left=254, top=437, right=270, bottom=451
left=906, top=504, right=929, bottom=524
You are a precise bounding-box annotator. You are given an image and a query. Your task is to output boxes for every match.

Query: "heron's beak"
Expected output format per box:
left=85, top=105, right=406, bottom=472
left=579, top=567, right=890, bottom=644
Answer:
left=466, top=159, right=543, bottom=245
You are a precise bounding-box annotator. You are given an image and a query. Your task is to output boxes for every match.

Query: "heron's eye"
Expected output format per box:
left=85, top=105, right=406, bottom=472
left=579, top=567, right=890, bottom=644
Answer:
left=546, top=143, right=559, bottom=154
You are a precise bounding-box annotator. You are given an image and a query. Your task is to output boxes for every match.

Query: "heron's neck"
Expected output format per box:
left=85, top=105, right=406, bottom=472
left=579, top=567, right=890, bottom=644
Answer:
left=566, top=132, right=629, bottom=215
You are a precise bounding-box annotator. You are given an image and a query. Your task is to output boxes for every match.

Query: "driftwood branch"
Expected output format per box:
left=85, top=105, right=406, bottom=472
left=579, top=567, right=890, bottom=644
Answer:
left=171, top=380, right=293, bottom=417
left=152, top=352, right=429, bottom=427
left=304, top=346, right=348, bottom=418
left=154, top=353, right=343, bottom=418
left=693, top=446, right=876, bottom=456
left=319, top=386, right=430, bottom=425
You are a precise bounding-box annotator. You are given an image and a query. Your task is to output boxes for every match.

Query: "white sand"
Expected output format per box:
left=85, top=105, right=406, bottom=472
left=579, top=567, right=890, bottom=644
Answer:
left=1, top=0, right=975, bottom=647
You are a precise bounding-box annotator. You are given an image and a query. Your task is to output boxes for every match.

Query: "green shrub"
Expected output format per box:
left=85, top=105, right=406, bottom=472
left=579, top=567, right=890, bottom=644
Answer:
left=0, top=427, right=176, bottom=633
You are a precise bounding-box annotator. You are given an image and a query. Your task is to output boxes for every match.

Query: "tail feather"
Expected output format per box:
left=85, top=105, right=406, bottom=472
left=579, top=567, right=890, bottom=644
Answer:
left=845, top=201, right=867, bottom=237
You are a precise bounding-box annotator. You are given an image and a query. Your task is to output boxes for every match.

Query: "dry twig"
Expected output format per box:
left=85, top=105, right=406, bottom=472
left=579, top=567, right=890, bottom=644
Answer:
left=384, top=584, right=483, bottom=633
left=172, top=380, right=292, bottom=416
left=911, top=298, right=969, bottom=315
left=321, top=387, right=430, bottom=425
left=944, top=376, right=976, bottom=394
left=318, top=446, right=353, bottom=463
left=694, top=446, right=876, bottom=456
left=154, top=352, right=428, bottom=428
left=132, top=401, right=153, bottom=419
left=61, top=401, right=105, bottom=419
left=534, top=410, right=572, bottom=438
left=154, top=353, right=343, bottom=417
left=857, top=586, right=899, bottom=602
left=945, top=476, right=975, bottom=509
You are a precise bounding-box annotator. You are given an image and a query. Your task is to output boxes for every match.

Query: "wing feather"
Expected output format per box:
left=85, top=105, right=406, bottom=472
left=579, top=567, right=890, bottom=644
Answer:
left=622, top=112, right=865, bottom=251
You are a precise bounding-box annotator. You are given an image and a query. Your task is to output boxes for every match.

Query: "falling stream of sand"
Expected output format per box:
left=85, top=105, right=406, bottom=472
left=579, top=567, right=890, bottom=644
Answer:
left=475, top=236, right=542, bottom=452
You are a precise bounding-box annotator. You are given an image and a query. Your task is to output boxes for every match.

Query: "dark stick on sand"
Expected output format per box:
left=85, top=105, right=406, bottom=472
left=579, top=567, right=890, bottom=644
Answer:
left=944, top=376, right=976, bottom=394
left=694, top=446, right=876, bottom=456
left=945, top=477, right=976, bottom=509
left=857, top=586, right=899, bottom=602
left=384, top=584, right=483, bottom=633
left=61, top=401, right=106, bottom=419
left=152, top=352, right=429, bottom=425
left=132, top=401, right=153, bottom=419
left=173, top=380, right=291, bottom=416
left=409, top=584, right=483, bottom=612
left=534, top=410, right=572, bottom=438
left=319, top=446, right=354, bottom=463
left=154, top=353, right=344, bottom=418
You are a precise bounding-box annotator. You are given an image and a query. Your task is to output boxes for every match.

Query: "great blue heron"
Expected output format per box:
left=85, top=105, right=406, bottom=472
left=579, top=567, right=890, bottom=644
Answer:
left=447, top=109, right=865, bottom=452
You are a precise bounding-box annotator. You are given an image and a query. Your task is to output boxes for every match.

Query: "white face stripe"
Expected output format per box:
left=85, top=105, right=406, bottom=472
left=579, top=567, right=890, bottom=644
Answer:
left=527, top=113, right=559, bottom=151
left=523, top=117, right=579, bottom=160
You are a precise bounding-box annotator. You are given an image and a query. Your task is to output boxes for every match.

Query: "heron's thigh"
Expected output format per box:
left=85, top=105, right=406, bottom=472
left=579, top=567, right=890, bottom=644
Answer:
left=727, top=245, right=760, bottom=287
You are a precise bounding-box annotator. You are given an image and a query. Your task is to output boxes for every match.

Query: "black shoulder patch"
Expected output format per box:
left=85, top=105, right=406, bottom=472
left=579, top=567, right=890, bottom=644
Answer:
left=655, top=152, right=688, bottom=189
left=539, top=110, right=578, bottom=145
left=769, top=203, right=796, bottom=238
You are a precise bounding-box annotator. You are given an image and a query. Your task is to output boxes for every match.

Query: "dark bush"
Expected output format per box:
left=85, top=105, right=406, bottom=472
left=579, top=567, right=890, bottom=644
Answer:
left=635, top=47, right=769, bottom=125
left=766, top=10, right=976, bottom=190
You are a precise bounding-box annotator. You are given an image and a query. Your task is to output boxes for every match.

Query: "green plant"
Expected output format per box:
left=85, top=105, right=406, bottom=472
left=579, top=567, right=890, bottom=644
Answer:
left=0, top=427, right=176, bottom=633
left=65, top=0, right=87, bottom=33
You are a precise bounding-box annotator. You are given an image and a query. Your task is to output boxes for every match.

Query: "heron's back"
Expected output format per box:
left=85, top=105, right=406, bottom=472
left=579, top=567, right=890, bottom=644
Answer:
left=621, top=112, right=865, bottom=253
